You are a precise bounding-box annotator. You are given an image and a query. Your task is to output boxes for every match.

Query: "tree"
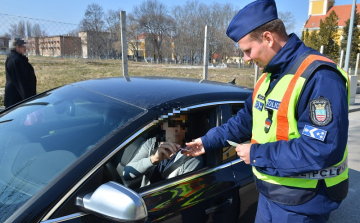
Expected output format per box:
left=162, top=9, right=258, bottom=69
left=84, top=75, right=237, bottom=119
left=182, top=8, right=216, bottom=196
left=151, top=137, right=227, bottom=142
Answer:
left=307, top=30, right=321, bottom=51
left=172, top=1, right=206, bottom=64
left=133, top=0, right=176, bottom=61
left=80, top=3, right=105, bottom=32
left=80, top=3, right=107, bottom=58
left=279, top=11, right=296, bottom=33
left=9, top=21, right=26, bottom=38
left=32, top=23, right=45, bottom=37
left=341, top=6, right=360, bottom=67
left=26, top=21, right=32, bottom=37
left=318, top=10, right=339, bottom=61
left=104, top=9, right=122, bottom=59
left=303, top=29, right=310, bottom=45
left=127, top=13, right=144, bottom=61
left=172, top=1, right=236, bottom=65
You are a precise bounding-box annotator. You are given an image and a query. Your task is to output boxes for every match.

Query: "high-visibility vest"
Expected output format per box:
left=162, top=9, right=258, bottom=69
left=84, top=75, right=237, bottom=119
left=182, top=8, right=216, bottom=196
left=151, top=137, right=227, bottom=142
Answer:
left=251, top=51, right=350, bottom=205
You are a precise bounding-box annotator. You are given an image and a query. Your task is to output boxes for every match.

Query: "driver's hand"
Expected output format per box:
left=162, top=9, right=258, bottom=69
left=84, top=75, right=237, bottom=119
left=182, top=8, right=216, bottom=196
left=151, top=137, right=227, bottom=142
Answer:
left=150, top=142, right=180, bottom=164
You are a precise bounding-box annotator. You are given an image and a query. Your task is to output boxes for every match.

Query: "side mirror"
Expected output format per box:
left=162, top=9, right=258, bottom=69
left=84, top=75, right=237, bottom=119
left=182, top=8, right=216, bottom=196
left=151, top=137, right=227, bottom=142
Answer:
left=77, top=181, right=147, bottom=222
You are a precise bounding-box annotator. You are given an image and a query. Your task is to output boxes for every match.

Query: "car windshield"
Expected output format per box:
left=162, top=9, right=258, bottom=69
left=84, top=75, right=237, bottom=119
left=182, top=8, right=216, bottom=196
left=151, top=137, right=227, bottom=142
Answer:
left=0, top=85, right=146, bottom=221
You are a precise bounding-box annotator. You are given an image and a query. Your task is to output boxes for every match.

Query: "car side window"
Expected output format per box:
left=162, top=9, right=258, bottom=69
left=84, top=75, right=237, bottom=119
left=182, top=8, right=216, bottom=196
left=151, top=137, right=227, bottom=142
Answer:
left=106, top=109, right=216, bottom=191
left=222, top=103, right=245, bottom=163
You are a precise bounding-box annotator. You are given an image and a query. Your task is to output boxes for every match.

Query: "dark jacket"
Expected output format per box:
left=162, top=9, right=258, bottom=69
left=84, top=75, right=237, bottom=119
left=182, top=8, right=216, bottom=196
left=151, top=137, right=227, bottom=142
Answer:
left=5, top=51, right=37, bottom=107
left=201, top=34, right=348, bottom=215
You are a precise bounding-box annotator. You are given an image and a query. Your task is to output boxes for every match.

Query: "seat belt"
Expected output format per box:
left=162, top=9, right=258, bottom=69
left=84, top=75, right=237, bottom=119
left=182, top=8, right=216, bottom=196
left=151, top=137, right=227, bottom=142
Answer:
left=161, top=154, right=191, bottom=179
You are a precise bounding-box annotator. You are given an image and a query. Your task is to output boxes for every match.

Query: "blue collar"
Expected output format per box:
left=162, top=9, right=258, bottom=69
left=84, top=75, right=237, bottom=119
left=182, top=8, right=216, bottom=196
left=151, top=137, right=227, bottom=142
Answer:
left=263, top=33, right=309, bottom=79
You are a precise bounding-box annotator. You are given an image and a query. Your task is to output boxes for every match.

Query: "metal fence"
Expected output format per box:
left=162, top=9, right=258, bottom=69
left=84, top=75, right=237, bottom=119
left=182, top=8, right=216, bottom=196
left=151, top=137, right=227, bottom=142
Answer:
left=0, top=13, right=131, bottom=60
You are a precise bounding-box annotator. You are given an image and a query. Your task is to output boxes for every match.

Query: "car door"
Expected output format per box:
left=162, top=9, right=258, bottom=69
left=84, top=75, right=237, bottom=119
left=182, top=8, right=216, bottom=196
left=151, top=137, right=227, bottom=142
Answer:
left=127, top=104, right=242, bottom=223
left=219, top=103, right=259, bottom=223
left=40, top=103, right=256, bottom=223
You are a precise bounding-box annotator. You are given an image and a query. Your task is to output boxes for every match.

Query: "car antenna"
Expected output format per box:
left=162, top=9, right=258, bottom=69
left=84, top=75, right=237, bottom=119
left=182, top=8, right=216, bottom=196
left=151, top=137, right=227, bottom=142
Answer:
left=228, top=78, right=236, bottom=85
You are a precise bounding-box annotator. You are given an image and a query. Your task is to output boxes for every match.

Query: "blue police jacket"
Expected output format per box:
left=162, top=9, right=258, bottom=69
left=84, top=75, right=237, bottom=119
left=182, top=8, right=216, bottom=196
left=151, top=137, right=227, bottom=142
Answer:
left=201, top=34, right=348, bottom=214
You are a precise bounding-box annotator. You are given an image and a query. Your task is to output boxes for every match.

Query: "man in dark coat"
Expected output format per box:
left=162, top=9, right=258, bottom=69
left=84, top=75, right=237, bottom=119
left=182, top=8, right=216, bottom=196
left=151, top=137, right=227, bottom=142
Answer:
left=5, top=38, right=37, bottom=108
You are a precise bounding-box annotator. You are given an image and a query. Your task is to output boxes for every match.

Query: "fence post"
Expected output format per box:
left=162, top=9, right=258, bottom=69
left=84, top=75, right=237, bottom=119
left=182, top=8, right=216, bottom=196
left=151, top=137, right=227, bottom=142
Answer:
left=355, top=53, right=359, bottom=75
left=254, top=64, right=259, bottom=88
left=320, top=45, right=324, bottom=54
left=340, top=50, right=344, bottom=68
left=120, top=11, right=130, bottom=81
left=203, top=25, right=209, bottom=81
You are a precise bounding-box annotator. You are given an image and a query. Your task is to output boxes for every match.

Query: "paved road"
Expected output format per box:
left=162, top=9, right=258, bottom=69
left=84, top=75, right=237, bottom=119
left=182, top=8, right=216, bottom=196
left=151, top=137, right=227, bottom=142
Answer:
left=329, top=95, right=360, bottom=223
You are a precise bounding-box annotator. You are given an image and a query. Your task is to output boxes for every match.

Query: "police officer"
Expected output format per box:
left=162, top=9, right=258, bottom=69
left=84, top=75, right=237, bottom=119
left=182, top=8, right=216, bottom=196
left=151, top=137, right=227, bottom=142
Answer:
left=183, top=0, right=349, bottom=222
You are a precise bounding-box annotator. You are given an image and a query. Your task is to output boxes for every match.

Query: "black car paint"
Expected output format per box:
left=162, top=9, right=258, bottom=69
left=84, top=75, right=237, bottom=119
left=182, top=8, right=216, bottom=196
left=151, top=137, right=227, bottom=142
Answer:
left=4, top=77, right=256, bottom=223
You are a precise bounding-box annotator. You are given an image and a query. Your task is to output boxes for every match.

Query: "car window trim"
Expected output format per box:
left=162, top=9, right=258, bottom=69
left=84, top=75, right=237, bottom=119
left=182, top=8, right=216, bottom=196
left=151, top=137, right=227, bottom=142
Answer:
left=41, top=213, right=88, bottom=223
left=41, top=100, right=245, bottom=221
left=138, top=159, right=244, bottom=197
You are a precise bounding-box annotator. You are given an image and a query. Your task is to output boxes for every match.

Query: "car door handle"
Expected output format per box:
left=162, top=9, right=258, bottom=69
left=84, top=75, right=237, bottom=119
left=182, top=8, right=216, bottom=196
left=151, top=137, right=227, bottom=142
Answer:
left=205, top=198, right=233, bottom=214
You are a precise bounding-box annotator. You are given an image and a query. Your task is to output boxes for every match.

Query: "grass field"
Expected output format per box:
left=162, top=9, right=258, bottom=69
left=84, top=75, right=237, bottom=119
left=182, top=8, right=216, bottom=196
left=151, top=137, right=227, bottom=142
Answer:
left=0, top=55, right=256, bottom=106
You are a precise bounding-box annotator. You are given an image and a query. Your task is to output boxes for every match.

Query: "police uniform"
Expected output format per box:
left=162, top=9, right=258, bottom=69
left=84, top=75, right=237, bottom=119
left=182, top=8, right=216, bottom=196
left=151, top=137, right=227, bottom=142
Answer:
left=200, top=0, right=349, bottom=222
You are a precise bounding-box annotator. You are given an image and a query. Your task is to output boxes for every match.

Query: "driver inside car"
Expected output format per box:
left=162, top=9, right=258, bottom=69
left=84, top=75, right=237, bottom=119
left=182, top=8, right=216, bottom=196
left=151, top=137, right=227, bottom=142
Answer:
left=123, top=115, right=203, bottom=187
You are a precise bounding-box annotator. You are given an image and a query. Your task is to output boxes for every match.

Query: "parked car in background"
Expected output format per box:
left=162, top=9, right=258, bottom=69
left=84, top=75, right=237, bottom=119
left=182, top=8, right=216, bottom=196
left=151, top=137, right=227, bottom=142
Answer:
left=0, top=76, right=258, bottom=223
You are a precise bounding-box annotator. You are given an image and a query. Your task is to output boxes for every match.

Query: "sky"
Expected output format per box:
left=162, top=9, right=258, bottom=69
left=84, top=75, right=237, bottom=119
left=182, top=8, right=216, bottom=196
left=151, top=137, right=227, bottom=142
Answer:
left=0, top=0, right=357, bottom=36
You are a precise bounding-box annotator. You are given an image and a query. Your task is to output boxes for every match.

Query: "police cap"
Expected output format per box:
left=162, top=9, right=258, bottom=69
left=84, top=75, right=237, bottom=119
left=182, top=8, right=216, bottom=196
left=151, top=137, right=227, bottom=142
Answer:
left=226, top=0, right=278, bottom=42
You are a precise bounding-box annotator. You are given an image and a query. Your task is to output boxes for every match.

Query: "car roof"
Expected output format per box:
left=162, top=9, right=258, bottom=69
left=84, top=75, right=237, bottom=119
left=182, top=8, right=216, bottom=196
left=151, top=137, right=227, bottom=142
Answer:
left=70, top=76, right=252, bottom=109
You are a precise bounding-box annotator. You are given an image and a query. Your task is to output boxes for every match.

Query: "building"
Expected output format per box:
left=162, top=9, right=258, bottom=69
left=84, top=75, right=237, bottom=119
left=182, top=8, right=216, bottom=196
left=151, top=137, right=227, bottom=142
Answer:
left=303, top=0, right=360, bottom=45
left=127, top=33, right=146, bottom=59
left=79, top=31, right=119, bottom=59
left=0, top=37, right=10, bottom=54
left=127, top=33, right=175, bottom=62
left=26, top=37, right=40, bottom=56
left=38, top=36, right=81, bottom=57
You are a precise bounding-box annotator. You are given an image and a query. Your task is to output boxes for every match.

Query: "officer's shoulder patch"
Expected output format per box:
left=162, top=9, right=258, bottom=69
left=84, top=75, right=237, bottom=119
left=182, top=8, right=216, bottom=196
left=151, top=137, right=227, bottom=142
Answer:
left=309, top=96, right=332, bottom=126
left=302, top=125, right=327, bottom=141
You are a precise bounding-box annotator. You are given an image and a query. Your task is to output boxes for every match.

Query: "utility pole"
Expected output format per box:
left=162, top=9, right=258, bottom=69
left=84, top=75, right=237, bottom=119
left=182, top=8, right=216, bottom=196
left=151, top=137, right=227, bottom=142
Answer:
left=203, top=25, right=209, bottom=81
left=340, top=50, right=344, bottom=68
left=344, top=0, right=356, bottom=73
left=120, top=11, right=130, bottom=81
left=345, top=0, right=358, bottom=105
left=254, top=64, right=260, bottom=88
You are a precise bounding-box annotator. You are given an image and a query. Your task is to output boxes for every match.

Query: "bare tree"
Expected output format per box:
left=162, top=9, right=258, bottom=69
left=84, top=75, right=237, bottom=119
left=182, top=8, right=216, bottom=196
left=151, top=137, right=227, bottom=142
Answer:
left=133, top=0, right=176, bottom=61
left=32, top=24, right=46, bottom=37
left=105, top=9, right=122, bottom=59
left=80, top=3, right=108, bottom=58
left=26, top=21, right=32, bottom=37
left=172, top=1, right=237, bottom=65
left=205, top=3, right=237, bottom=63
left=172, top=1, right=206, bottom=64
left=9, top=21, right=26, bottom=38
left=127, top=13, right=142, bottom=61
left=80, top=3, right=105, bottom=32
left=279, top=11, right=296, bottom=33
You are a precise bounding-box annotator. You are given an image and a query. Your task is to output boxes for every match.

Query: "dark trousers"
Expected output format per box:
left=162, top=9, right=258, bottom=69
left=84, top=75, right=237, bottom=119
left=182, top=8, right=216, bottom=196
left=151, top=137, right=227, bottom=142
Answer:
left=255, top=193, right=330, bottom=223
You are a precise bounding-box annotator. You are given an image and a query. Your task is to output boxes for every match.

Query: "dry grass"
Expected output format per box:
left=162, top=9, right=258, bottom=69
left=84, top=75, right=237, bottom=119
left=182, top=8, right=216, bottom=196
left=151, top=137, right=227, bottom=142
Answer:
left=0, top=55, right=256, bottom=106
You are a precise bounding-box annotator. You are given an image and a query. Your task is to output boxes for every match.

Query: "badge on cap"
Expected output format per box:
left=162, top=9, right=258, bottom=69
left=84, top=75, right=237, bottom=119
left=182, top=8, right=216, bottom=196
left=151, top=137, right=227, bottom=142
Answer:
left=309, top=96, right=332, bottom=126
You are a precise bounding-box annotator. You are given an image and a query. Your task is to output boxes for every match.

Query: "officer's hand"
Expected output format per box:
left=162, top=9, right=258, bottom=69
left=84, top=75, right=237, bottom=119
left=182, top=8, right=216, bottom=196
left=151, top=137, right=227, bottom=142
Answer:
left=182, top=138, right=205, bottom=157
left=236, top=143, right=252, bottom=164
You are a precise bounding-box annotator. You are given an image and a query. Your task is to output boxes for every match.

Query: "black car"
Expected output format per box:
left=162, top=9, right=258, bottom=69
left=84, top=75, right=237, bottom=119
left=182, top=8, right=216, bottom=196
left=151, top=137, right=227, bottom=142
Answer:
left=0, top=76, right=258, bottom=223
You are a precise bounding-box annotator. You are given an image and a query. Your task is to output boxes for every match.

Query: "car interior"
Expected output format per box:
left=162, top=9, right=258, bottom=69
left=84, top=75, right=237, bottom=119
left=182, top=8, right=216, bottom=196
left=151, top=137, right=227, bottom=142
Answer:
left=104, top=107, right=218, bottom=190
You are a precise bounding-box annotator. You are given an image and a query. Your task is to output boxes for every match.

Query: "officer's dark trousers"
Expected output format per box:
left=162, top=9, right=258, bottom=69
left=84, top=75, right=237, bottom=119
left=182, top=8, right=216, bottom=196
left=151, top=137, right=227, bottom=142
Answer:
left=255, top=193, right=330, bottom=223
